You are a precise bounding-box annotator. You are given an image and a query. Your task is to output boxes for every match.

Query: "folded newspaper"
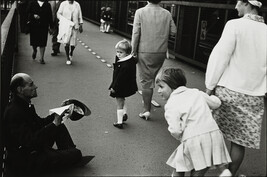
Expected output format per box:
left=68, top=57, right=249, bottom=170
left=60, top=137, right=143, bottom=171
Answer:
left=49, top=104, right=74, bottom=123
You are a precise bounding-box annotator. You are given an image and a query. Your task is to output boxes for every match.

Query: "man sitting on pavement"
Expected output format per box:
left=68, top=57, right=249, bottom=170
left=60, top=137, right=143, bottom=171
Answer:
left=3, top=73, right=93, bottom=176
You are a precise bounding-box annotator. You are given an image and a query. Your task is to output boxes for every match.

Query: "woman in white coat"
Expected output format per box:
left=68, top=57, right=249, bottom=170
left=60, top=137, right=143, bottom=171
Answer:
left=57, top=0, right=83, bottom=65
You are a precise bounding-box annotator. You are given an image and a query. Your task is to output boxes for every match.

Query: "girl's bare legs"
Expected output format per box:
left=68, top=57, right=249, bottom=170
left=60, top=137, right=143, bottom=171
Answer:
left=229, top=142, right=245, bottom=176
left=116, top=97, right=125, bottom=110
left=190, top=168, right=209, bottom=176
left=172, top=170, right=185, bottom=177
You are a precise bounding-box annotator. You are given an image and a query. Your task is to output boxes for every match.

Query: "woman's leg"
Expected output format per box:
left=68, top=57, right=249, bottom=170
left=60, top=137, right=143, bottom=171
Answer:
left=32, top=46, right=37, bottom=59
left=39, top=46, right=45, bottom=64
left=229, top=142, right=245, bottom=176
left=65, top=44, right=70, bottom=59
left=142, top=88, right=153, bottom=113
left=70, top=45, right=75, bottom=57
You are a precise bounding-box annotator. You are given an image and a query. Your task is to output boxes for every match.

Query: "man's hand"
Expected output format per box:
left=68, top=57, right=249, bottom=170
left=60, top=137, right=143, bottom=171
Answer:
left=53, top=109, right=69, bottom=126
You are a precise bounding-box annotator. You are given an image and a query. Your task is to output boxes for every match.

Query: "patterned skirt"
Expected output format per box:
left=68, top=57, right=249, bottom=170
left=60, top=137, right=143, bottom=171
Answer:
left=213, top=86, right=265, bottom=149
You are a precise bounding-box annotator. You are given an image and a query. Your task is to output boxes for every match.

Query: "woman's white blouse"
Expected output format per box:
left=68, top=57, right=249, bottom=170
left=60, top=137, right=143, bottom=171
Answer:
left=205, top=16, right=267, bottom=96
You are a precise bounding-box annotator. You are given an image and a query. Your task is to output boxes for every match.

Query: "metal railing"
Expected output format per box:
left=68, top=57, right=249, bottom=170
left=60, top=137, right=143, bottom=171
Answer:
left=0, top=2, right=18, bottom=176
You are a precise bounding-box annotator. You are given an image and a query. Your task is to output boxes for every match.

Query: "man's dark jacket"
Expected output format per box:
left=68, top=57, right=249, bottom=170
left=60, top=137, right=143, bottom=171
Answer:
left=3, top=95, right=57, bottom=171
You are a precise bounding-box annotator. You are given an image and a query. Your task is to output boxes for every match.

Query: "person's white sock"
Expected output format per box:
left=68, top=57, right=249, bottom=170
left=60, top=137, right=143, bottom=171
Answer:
left=117, top=109, right=124, bottom=124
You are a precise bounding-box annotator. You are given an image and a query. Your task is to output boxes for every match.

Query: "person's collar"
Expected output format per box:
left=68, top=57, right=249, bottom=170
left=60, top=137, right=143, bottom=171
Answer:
left=118, top=54, right=133, bottom=62
left=13, top=95, right=32, bottom=108
left=172, top=86, right=187, bottom=95
left=243, top=13, right=265, bottom=23
left=37, top=0, right=44, bottom=7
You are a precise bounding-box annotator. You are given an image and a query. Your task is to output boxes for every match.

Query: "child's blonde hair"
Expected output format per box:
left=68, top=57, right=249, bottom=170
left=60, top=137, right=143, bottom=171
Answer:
left=115, top=39, right=132, bottom=55
left=156, top=67, right=187, bottom=89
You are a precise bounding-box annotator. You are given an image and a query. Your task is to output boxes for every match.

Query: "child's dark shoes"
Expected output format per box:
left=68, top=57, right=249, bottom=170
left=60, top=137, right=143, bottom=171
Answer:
left=113, top=122, right=123, bottom=129
left=123, top=114, right=128, bottom=122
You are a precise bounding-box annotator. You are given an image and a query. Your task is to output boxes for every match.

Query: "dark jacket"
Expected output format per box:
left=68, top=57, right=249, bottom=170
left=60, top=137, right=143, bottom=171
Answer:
left=3, top=96, right=82, bottom=174
left=3, top=96, right=56, bottom=161
left=109, top=56, right=138, bottom=98
left=27, top=1, right=53, bottom=46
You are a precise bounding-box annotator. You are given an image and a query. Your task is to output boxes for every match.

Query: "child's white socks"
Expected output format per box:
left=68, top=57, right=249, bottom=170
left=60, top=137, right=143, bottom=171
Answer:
left=117, top=109, right=124, bottom=124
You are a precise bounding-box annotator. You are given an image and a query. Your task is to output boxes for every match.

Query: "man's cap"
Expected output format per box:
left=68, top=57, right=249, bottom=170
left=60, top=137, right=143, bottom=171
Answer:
left=61, top=99, right=91, bottom=121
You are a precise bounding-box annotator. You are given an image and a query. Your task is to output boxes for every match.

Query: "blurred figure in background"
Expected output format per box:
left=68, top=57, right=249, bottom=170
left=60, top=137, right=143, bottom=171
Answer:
left=100, top=6, right=106, bottom=32
left=27, top=0, right=53, bottom=64
left=50, top=0, right=62, bottom=56
left=102, top=7, right=112, bottom=33
left=57, top=0, right=83, bottom=65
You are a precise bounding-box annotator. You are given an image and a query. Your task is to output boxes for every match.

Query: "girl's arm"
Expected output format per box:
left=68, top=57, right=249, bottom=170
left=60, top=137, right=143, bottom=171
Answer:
left=164, top=104, right=185, bottom=141
left=201, top=91, right=221, bottom=110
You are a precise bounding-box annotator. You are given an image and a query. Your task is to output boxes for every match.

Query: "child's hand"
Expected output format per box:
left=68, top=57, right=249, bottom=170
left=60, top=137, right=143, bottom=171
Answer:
left=110, top=88, right=115, bottom=93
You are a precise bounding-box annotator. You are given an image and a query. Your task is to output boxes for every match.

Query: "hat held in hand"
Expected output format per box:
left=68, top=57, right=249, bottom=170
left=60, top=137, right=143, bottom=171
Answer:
left=61, top=99, right=91, bottom=121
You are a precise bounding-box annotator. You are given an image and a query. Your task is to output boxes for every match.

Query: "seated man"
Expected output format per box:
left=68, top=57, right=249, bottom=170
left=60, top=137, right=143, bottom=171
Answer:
left=3, top=73, right=93, bottom=176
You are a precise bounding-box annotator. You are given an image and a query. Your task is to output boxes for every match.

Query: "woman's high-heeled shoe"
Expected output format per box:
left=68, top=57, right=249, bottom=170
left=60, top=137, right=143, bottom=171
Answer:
left=139, top=112, right=150, bottom=121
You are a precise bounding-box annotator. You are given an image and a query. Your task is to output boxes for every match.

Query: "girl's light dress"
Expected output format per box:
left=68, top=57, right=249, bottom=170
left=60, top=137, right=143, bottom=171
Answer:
left=164, top=87, right=231, bottom=172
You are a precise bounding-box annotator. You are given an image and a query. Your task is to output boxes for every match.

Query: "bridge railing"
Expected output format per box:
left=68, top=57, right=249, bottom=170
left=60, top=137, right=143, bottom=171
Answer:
left=0, top=2, right=18, bottom=177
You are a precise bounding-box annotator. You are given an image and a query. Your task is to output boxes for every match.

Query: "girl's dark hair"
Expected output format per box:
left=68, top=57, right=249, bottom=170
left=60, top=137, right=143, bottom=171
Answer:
left=156, top=68, right=187, bottom=89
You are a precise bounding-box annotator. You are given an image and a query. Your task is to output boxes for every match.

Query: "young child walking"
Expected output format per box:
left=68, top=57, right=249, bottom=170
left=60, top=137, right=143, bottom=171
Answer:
left=100, top=6, right=106, bottom=32
left=155, top=67, right=232, bottom=177
left=109, top=39, right=138, bottom=129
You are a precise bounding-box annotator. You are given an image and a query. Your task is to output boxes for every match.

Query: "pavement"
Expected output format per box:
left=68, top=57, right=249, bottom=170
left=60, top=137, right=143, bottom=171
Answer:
left=12, top=19, right=266, bottom=176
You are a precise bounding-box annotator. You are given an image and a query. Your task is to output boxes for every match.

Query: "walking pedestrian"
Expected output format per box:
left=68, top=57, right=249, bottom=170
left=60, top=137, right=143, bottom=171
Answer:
left=131, top=0, right=177, bottom=120
left=102, top=7, right=112, bottom=33
left=3, top=73, right=94, bottom=176
left=100, top=6, right=106, bottom=32
left=155, top=68, right=232, bottom=177
left=109, top=39, right=138, bottom=129
left=57, top=0, right=83, bottom=65
left=50, top=0, right=62, bottom=56
left=205, top=0, right=267, bottom=176
left=26, top=0, right=53, bottom=64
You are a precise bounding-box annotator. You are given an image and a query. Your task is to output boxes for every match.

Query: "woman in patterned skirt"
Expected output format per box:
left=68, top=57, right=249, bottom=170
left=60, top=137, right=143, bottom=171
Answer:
left=205, top=0, right=266, bottom=176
